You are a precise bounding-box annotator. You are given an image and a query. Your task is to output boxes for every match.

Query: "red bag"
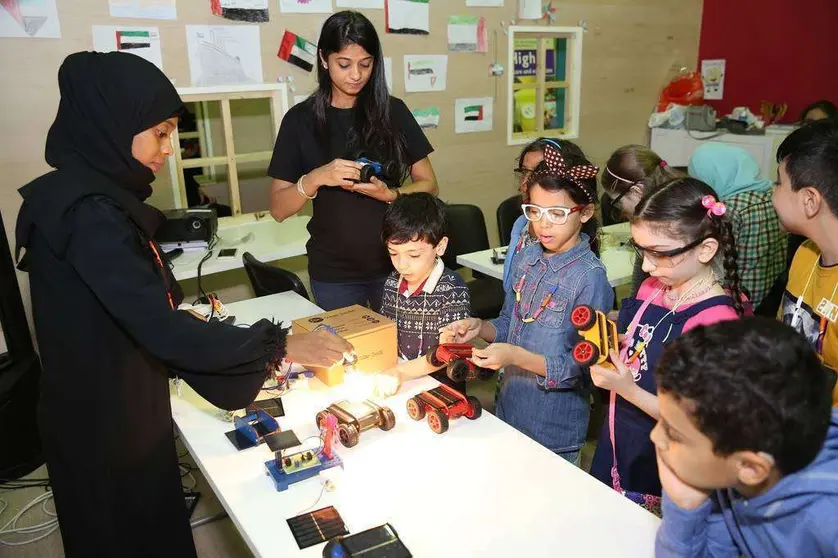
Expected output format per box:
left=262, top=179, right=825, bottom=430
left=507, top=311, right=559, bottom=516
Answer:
left=657, top=70, right=704, bottom=112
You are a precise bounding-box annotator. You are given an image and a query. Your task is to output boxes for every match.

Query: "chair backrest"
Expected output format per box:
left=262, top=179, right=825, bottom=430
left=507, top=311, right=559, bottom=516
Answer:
left=242, top=252, right=310, bottom=300
left=496, top=194, right=523, bottom=246
left=443, top=204, right=491, bottom=270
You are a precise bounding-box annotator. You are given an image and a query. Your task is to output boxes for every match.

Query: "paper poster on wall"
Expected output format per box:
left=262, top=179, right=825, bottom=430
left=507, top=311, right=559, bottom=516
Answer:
left=386, top=0, right=429, bottom=35
left=186, top=25, right=263, bottom=87
left=92, top=26, right=163, bottom=70
left=0, top=0, right=61, bottom=38
left=336, top=0, right=383, bottom=7
left=384, top=56, right=393, bottom=92
left=448, top=16, right=487, bottom=52
left=279, top=0, right=332, bottom=13
left=518, top=0, right=541, bottom=19
left=278, top=30, right=317, bottom=72
left=412, top=107, right=440, bottom=129
left=466, top=0, right=502, bottom=5
left=109, top=0, right=177, bottom=20
left=701, top=59, right=726, bottom=101
left=455, top=97, right=493, bottom=134
left=211, top=0, right=269, bottom=23
left=404, top=55, right=447, bottom=93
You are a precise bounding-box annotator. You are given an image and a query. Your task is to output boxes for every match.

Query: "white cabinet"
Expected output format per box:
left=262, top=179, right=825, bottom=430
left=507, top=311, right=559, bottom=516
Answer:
left=650, top=127, right=794, bottom=181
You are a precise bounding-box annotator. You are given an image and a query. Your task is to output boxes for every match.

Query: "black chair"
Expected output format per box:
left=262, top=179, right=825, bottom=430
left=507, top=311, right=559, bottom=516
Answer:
left=443, top=204, right=505, bottom=319
left=242, top=252, right=310, bottom=300
left=496, top=194, right=523, bottom=247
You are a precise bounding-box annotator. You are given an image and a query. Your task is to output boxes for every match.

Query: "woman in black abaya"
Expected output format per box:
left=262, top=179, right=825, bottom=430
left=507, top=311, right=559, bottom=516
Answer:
left=14, top=51, right=351, bottom=557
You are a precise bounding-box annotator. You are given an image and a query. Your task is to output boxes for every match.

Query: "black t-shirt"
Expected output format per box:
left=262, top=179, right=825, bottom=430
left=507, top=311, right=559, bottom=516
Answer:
left=268, top=96, right=433, bottom=282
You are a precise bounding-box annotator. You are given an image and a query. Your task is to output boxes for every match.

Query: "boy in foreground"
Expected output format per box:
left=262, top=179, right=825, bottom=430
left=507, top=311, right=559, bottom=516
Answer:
left=652, top=317, right=838, bottom=557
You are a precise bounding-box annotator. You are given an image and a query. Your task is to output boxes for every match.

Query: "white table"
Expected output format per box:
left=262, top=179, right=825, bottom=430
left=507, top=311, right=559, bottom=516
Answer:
left=171, top=291, right=660, bottom=557
left=457, top=222, right=635, bottom=287
left=171, top=216, right=310, bottom=281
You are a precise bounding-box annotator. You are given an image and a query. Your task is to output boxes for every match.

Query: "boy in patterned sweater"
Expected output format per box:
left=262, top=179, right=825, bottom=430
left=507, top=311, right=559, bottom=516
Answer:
left=377, top=193, right=471, bottom=394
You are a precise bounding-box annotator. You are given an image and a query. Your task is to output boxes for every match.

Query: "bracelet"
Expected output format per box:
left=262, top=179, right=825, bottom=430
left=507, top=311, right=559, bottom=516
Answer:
left=296, top=174, right=316, bottom=200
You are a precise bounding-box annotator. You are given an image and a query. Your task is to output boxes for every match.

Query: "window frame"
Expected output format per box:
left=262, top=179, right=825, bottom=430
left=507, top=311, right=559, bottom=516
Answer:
left=506, top=25, right=584, bottom=146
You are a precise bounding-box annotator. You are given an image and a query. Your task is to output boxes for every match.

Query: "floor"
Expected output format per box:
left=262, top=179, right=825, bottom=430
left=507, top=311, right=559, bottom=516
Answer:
left=0, top=376, right=603, bottom=557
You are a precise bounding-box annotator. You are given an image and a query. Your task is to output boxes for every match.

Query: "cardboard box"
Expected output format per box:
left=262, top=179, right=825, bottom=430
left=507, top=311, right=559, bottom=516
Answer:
left=291, top=305, right=397, bottom=386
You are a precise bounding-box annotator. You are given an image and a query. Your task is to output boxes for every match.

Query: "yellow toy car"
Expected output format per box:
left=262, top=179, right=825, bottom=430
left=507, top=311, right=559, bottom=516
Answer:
left=570, top=304, right=619, bottom=367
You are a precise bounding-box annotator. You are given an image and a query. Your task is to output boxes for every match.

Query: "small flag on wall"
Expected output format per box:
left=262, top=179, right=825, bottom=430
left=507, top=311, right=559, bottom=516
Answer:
left=116, top=29, right=151, bottom=50
left=385, top=0, right=430, bottom=35
left=455, top=97, right=493, bottom=134
left=278, top=30, right=317, bottom=72
left=412, top=107, right=440, bottom=128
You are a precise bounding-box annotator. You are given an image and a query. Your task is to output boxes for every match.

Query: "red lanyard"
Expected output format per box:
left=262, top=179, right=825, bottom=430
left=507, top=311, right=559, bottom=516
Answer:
left=148, top=241, right=175, bottom=310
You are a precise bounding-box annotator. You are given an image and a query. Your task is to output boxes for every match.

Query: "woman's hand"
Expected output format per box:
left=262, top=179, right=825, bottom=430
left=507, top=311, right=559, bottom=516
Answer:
left=590, top=349, right=636, bottom=396
left=656, top=453, right=711, bottom=510
left=351, top=176, right=397, bottom=203
left=285, top=330, right=354, bottom=368
left=440, top=318, right=483, bottom=344
left=471, top=343, right=517, bottom=370
left=309, top=159, right=363, bottom=190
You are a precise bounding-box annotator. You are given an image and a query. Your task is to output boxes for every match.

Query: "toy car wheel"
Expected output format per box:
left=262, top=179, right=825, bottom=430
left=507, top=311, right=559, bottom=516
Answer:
left=379, top=407, right=396, bottom=431
left=427, top=410, right=449, bottom=434
left=572, top=340, right=601, bottom=367
left=570, top=304, right=597, bottom=330
left=466, top=396, right=483, bottom=420
left=406, top=397, right=426, bottom=421
left=477, top=367, right=494, bottom=381
left=359, top=164, right=375, bottom=183
left=425, top=345, right=444, bottom=367
left=447, top=360, right=470, bottom=383
left=338, top=423, right=360, bottom=448
left=315, top=411, right=330, bottom=428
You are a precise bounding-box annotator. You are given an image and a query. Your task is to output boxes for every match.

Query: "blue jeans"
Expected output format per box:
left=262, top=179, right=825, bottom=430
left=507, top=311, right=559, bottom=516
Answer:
left=310, top=277, right=388, bottom=312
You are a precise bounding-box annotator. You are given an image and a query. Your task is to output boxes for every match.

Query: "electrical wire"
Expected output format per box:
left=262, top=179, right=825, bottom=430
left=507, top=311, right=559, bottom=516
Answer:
left=295, top=483, right=328, bottom=515
left=194, top=234, right=219, bottom=324
left=0, top=490, right=60, bottom=547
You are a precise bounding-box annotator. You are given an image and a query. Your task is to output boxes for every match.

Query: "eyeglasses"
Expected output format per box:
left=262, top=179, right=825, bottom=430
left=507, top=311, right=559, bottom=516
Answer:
left=630, top=235, right=710, bottom=268
left=514, top=167, right=535, bottom=184
left=521, top=203, right=584, bottom=225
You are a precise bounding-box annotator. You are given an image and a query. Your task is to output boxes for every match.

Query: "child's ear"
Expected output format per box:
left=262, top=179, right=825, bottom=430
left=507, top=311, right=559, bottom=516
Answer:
left=698, top=237, right=720, bottom=264
left=580, top=203, right=596, bottom=223
left=802, top=186, right=824, bottom=219
left=734, top=450, right=776, bottom=488
left=435, top=237, right=449, bottom=257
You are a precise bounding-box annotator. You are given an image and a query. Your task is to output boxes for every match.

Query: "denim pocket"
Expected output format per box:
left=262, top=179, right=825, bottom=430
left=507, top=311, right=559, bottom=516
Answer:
left=536, top=290, right=571, bottom=329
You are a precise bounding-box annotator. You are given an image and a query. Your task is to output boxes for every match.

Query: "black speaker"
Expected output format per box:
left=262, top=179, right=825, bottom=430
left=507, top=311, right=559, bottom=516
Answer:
left=0, top=210, right=43, bottom=480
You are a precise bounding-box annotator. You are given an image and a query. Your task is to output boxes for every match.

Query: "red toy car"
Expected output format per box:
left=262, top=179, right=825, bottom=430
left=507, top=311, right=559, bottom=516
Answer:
left=426, top=344, right=494, bottom=383
left=406, top=384, right=482, bottom=434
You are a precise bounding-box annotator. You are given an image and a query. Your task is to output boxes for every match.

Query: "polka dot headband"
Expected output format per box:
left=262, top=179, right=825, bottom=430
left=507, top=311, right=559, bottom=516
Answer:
left=535, top=145, right=599, bottom=203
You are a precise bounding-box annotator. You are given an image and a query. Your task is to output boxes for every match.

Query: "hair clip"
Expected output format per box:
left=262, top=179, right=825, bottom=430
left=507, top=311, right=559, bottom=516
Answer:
left=701, top=195, right=726, bottom=217
left=660, top=160, right=668, bottom=168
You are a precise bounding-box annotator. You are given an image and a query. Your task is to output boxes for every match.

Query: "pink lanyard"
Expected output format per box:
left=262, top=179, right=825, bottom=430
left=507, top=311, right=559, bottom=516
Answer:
left=609, top=289, right=661, bottom=492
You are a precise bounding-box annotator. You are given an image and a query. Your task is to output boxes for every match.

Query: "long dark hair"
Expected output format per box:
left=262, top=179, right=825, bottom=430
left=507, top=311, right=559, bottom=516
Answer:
left=526, top=150, right=602, bottom=256
left=313, top=11, right=407, bottom=181
left=633, top=177, right=746, bottom=316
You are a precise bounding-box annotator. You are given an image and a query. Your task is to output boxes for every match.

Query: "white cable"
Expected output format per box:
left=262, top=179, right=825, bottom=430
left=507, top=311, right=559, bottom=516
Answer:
left=0, top=490, right=60, bottom=546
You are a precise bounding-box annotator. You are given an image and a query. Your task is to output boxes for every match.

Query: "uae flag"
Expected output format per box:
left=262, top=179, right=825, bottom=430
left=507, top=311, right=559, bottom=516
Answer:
left=116, top=30, right=151, bottom=51
left=278, top=30, right=317, bottom=73
left=464, top=105, right=484, bottom=122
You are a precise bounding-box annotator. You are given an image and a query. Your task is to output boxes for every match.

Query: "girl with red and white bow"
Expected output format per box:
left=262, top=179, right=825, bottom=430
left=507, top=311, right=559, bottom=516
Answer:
left=443, top=146, right=614, bottom=465
left=589, top=177, right=747, bottom=505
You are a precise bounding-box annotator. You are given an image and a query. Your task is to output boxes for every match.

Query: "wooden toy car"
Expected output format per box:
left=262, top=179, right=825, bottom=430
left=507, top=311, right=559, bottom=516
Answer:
left=316, top=400, right=396, bottom=448
left=570, top=304, right=619, bottom=367
left=426, top=343, right=494, bottom=383
left=406, top=384, right=482, bottom=434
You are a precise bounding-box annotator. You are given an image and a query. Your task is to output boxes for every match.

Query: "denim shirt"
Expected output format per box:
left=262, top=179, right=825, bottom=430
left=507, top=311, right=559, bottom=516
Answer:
left=491, top=234, right=614, bottom=454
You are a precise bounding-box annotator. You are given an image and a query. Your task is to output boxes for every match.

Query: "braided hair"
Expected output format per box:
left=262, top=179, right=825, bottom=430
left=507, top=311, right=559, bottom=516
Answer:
left=633, top=177, right=746, bottom=316
left=526, top=146, right=601, bottom=256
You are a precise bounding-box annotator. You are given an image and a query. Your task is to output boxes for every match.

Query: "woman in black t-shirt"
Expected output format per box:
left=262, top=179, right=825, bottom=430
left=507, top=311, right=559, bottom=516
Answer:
left=268, top=11, right=437, bottom=312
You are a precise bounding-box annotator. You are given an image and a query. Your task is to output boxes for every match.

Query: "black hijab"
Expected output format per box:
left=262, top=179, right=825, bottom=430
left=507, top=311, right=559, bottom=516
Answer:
left=46, top=51, right=185, bottom=201
left=16, top=52, right=185, bottom=263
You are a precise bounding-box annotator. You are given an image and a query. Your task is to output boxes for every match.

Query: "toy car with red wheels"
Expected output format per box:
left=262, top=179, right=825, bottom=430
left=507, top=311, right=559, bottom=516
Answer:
left=316, top=400, right=396, bottom=448
left=425, top=344, right=494, bottom=383
left=569, top=304, right=619, bottom=367
left=405, top=384, right=482, bottom=434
